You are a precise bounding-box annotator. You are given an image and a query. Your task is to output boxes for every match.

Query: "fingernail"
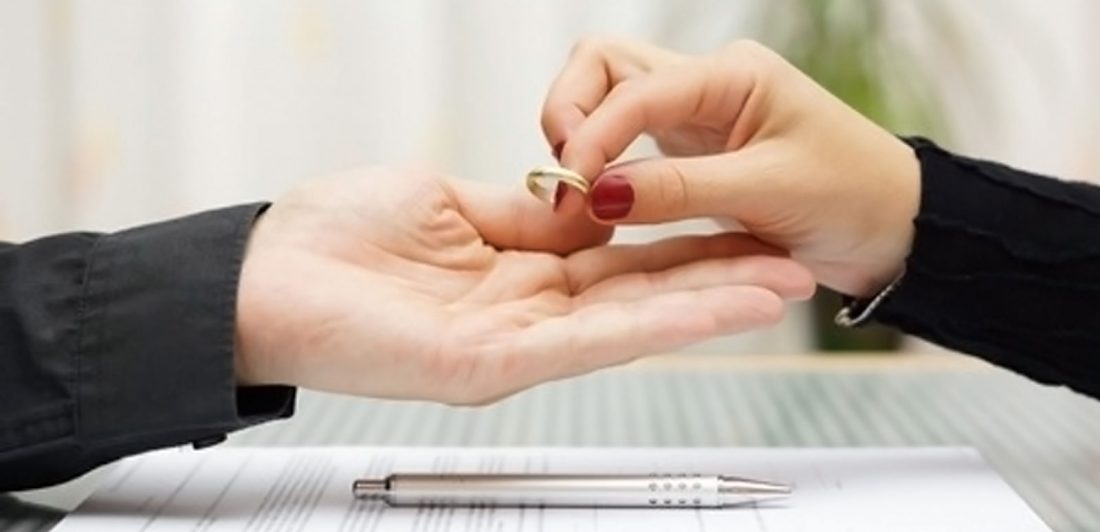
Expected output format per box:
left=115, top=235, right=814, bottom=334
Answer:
left=552, top=182, right=568, bottom=212
left=590, top=174, right=635, bottom=220
left=552, top=141, right=565, bottom=161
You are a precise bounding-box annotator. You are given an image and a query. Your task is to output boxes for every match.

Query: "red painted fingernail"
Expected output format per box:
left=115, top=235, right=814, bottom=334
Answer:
left=590, top=174, right=635, bottom=220
left=552, top=182, right=568, bottom=212
left=552, top=141, right=565, bottom=161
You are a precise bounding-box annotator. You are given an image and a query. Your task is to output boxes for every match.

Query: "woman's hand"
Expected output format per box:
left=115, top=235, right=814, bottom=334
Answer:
left=542, top=38, right=921, bottom=298
left=234, top=167, right=814, bottom=405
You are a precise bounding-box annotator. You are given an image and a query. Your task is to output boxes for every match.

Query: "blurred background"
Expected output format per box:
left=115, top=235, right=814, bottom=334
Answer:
left=1, top=0, right=1097, bottom=355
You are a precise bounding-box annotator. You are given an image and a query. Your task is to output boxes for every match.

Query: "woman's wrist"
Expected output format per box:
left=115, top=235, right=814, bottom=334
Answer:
left=848, top=136, right=921, bottom=299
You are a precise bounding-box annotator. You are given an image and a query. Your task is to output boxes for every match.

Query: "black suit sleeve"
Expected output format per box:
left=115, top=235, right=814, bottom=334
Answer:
left=0, top=204, right=296, bottom=491
left=864, top=138, right=1100, bottom=400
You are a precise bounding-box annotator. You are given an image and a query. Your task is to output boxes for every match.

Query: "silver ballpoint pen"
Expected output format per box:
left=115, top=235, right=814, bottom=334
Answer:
left=352, top=473, right=791, bottom=508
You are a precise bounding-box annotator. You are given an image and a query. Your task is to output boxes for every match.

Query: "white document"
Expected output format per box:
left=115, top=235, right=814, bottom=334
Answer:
left=53, top=446, right=1050, bottom=531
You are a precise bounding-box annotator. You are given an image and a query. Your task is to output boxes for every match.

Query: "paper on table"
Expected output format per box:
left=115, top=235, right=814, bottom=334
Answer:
left=53, top=446, right=1050, bottom=532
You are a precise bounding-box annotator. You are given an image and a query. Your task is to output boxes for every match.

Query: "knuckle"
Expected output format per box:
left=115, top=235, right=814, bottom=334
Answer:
left=539, top=109, right=558, bottom=135
left=653, top=162, right=692, bottom=214
left=723, top=38, right=768, bottom=58
left=605, top=77, right=640, bottom=99
left=720, top=39, right=780, bottom=74
left=570, top=36, right=609, bottom=58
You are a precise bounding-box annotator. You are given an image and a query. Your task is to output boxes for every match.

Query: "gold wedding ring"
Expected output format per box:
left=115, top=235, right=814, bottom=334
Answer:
left=526, top=166, right=589, bottom=204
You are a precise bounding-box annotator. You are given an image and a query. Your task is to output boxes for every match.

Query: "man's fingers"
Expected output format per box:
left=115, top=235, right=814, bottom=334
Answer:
left=449, top=179, right=612, bottom=255
left=575, top=255, right=815, bottom=305
left=564, top=232, right=783, bottom=289
left=510, top=285, right=785, bottom=389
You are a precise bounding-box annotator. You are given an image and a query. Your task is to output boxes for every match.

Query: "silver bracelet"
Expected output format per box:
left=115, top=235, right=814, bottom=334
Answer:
left=833, top=269, right=905, bottom=328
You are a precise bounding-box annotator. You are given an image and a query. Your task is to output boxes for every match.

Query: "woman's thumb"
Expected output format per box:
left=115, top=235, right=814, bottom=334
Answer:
left=587, top=152, right=753, bottom=224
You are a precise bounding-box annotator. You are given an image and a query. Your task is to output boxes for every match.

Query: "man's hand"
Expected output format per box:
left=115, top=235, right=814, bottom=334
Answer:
left=234, top=167, right=814, bottom=404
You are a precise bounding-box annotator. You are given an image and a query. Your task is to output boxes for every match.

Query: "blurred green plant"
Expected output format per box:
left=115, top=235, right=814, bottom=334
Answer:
left=756, top=0, right=951, bottom=351
left=761, top=0, right=949, bottom=133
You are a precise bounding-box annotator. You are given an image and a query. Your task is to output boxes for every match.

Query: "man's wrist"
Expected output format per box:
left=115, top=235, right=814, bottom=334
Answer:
left=77, top=203, right=291, bottom=450
left=234, top=209, right=263, bottom=386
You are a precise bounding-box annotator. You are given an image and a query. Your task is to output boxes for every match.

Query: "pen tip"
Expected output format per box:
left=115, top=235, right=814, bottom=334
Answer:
left=352, top=478, right=388, bottom=499
left=718, top=476, right=793, bottom=498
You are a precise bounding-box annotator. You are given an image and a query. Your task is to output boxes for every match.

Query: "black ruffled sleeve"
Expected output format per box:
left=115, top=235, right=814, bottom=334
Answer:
left=865, top=138, right=1100, bottom=400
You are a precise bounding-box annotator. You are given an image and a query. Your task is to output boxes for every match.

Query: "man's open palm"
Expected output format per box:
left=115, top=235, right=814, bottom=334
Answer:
left=235, top=167, right=814, bottom=404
